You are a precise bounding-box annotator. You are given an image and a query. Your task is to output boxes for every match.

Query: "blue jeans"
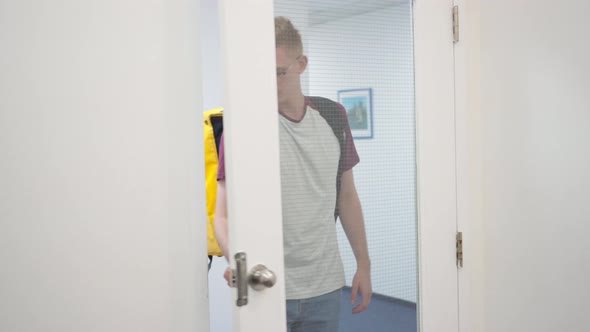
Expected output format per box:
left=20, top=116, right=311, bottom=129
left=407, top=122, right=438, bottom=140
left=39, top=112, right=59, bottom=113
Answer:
left=286, top=288, right=342, bottom=332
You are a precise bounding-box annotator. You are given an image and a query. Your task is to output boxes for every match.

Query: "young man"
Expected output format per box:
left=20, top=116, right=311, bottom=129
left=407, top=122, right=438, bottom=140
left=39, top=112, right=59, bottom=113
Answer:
left=214, top=16, right=371, bottom=331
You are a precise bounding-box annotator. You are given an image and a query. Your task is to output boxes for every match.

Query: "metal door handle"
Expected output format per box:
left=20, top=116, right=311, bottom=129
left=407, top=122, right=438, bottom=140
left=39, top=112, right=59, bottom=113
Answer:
left=233, top=253, right=277, bottom=307
left=248, top=264, right=276, bottom=291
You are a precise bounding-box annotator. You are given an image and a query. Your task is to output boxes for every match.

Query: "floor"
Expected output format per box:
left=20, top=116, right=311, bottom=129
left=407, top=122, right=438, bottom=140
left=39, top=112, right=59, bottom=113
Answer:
left=339, top=287, right=417, bottom=332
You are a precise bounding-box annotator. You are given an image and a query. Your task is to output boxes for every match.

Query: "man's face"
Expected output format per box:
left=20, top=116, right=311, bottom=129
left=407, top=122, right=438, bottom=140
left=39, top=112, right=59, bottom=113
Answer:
left=275, top=47, right=305, bottom=103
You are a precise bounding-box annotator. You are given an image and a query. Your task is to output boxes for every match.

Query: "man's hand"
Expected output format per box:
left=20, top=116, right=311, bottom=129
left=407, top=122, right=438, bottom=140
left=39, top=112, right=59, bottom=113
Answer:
left=223, top=266, right=234, bottom=287
left=350, top=267, right=372, bottom=314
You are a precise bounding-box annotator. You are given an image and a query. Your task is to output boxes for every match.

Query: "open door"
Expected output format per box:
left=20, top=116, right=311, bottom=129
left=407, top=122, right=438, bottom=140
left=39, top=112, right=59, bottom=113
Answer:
left=217, top=0, right=459, bottom=331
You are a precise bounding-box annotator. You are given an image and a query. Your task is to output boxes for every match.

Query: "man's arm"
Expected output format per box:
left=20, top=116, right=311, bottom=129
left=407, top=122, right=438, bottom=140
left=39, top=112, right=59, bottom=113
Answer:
left=213, top=180, right=229, bottom=260
left=214, top=180, right=233, bottom=286
left=338, top=169, right=372, bottom=314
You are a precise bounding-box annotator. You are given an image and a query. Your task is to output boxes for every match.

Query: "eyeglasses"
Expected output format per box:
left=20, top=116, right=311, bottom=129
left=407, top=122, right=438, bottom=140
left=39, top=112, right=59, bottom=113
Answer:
left=276, top=56, right=302, bottom=78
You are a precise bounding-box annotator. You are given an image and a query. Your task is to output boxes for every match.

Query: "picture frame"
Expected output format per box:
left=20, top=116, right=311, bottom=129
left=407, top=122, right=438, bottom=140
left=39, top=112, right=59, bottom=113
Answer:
left=337, top=88, right=373, bottom=139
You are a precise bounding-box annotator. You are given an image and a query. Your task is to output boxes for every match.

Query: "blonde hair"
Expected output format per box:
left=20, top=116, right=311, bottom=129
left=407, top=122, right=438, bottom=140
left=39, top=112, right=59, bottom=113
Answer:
left=275, top=16, right=303, bottom=56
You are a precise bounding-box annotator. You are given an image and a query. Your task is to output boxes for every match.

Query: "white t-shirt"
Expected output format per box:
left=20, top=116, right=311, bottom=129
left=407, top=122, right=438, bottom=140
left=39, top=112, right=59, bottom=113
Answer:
left=279, top=97, right=359, bottom=299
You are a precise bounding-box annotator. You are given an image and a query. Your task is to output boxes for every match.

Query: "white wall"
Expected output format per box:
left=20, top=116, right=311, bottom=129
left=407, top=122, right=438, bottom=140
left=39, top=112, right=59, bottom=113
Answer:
left=201, top=0, right=224, bottom=112
left=0, top=1, right=207, bottom=331
left=306, top=3, right=418, bottom=302
left=462, top=1, right=590, bottom=331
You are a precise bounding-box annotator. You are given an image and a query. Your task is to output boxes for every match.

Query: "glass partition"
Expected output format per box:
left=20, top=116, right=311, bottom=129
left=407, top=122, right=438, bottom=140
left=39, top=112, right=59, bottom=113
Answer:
left=274, top=1, right=418, bottom=331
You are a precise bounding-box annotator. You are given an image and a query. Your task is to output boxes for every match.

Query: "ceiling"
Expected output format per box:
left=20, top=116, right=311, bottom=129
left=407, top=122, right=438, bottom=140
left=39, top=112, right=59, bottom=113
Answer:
left=274, top=0, right=408, bottom=26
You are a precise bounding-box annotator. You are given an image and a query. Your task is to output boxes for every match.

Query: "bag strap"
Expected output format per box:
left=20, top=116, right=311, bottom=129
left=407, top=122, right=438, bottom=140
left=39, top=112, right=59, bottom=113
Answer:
left=210, top=112, right=224, bottom=157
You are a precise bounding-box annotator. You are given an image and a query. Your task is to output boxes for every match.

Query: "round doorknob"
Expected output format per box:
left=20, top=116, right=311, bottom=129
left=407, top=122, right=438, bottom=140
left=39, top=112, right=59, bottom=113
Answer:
left=248, top=264, right=276, bottom=291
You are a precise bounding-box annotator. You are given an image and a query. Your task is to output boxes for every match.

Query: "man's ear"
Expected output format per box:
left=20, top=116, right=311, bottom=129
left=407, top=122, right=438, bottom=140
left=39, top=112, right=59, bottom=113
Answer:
left=298, top=55, right=308, bottom=73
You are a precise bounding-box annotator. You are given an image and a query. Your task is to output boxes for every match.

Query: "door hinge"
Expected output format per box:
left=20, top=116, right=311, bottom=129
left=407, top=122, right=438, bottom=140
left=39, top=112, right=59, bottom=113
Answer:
left=456, top=232, right=463, bottom=268
left=452, top=5, right=459, bottom=43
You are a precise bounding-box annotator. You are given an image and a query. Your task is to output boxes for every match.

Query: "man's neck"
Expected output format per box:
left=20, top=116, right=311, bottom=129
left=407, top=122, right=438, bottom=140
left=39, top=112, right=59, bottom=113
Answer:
left=278, top=94, right=305, bottom=120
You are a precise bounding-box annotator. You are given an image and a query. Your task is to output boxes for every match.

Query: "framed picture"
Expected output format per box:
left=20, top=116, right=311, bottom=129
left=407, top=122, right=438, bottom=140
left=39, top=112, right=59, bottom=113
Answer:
left=338, top=88, right=373, bottom=139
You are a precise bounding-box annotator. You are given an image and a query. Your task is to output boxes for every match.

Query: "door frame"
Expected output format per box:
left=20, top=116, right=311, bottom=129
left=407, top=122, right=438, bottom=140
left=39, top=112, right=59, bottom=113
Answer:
left=450, top=1, right=485, bottom=332
left=218, top=0, right=459, bottom=331
left=413, top=0, right=459, bottom=331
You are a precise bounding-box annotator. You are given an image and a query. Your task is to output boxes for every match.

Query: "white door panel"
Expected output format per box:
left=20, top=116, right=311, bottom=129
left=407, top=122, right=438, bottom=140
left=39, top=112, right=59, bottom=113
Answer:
left=219, top=1, right=287, bottom=331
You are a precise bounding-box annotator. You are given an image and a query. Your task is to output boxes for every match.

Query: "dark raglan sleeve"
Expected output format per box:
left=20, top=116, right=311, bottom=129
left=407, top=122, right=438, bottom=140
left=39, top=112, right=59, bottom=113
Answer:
left=337, top=103, right=360, bottom=171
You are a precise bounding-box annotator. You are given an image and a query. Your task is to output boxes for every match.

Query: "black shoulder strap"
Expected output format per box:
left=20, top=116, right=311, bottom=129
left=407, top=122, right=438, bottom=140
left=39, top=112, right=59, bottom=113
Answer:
left=210, top=113, right=224, bottom=157
left=308, top=96, right=347, bottom=221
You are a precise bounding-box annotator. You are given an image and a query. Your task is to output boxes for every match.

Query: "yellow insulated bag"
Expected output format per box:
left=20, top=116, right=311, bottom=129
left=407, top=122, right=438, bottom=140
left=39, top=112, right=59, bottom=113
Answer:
left=204, top=108, right=224, bottom=257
